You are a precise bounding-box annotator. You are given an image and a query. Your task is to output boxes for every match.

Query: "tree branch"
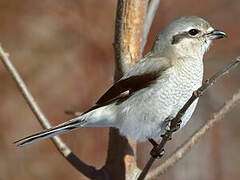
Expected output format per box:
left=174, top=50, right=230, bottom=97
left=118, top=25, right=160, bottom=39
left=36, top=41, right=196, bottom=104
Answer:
left=63, top=1, right=161, bottom=176
left=2, top=0, right=161, bottom=179
left=141, top=0, right=160, bottom=54
left=147, top=88, right=240, bottom=179
left=113, top=0, right=127, bottom=81
left=105, top=1, right=152, bottom=179
left=137, top=57, right=240, bottom=180
left=0, top=46, right=106, bottom=179
left=122, top=0, right=149, bottom=65
left=113, top=0, right=160, bottom=79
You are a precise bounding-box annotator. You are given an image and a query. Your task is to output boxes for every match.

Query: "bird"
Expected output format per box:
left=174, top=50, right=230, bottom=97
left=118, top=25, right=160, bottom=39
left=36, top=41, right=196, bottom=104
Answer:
left=15, top=16, right=226, bottom=147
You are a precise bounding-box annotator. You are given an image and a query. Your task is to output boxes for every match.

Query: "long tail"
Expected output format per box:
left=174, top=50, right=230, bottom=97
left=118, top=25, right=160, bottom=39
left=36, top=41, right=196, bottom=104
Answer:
left=14, top=117, right=87, bottom=147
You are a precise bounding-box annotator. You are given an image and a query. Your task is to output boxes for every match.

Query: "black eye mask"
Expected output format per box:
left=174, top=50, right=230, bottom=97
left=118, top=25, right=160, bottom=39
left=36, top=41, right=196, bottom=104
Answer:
left=171, top=32, right=188, bottom=45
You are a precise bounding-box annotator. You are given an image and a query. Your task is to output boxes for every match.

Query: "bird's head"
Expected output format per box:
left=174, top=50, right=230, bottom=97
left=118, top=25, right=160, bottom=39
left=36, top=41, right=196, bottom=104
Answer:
left=152, top=16, right=227, bottom=59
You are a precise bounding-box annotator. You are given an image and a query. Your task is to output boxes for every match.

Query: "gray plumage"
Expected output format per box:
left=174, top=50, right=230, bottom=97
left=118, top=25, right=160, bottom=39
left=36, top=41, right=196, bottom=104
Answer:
left=15, top=16, right=226, bottom=147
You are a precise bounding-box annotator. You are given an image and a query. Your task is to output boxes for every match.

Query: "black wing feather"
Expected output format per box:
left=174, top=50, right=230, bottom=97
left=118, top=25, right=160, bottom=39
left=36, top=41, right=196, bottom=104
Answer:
left=96, top=70, right=164, bottom=105
left=85, top=56, right=171, bottom=113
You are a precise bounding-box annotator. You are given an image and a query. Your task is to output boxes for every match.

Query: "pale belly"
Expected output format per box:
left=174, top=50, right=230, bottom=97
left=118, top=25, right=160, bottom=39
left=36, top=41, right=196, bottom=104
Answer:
left=116, top=66, right=202, bottom=141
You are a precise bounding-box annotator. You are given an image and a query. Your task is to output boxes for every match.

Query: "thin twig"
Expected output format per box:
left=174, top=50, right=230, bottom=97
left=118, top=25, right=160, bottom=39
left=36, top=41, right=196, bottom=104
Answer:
left=0, top=46, right=106, bottom=179
left=137, top=57, right=240, bottom=180
left=147, top=89, right=240, bottom=179
left=141, top=0, right=160, bottom=54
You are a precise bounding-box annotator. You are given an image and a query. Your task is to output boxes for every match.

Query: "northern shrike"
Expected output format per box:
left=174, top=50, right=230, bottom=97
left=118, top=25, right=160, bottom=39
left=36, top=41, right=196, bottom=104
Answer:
left=15, top=16, right=226, bottom=146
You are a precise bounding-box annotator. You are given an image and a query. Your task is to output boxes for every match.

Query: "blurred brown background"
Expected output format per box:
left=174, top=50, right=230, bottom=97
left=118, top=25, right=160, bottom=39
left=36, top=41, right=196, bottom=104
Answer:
left=0, top=0, right=239, bottom=180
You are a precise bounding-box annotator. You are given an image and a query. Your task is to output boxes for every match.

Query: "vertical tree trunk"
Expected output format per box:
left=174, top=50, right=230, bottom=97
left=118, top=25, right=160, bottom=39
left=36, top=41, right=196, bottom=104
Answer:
left=104, top=0, right=149, bottom=179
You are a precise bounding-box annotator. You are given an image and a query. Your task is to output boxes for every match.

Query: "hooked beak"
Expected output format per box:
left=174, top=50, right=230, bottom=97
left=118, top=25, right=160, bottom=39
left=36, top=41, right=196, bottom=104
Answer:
left=208, top=30, right=227, bottom=40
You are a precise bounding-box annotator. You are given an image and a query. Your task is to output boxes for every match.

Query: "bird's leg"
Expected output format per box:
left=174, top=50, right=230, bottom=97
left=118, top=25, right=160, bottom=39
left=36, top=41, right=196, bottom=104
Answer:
left=149, top=118, right=183, bottom=159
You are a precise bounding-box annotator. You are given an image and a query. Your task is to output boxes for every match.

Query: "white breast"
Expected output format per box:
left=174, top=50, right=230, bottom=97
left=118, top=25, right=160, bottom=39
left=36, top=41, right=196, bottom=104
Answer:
left=116, top=57, right=204, bottom=141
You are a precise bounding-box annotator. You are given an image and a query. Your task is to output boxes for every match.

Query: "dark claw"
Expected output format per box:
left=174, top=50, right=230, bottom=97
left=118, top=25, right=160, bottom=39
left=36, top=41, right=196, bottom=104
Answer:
left=161, top=134, right=172, bottom=140
left=170, top=119, right=182, bottom=132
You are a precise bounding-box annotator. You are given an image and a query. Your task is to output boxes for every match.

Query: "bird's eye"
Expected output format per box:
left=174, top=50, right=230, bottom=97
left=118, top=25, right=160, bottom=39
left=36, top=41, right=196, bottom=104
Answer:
left=188, top=29, right=200, bottom=36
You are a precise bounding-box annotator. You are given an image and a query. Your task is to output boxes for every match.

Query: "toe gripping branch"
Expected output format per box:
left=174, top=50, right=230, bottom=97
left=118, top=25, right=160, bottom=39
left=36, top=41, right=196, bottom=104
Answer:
left=142, top=59, right=240, bottom=179
left=148, top=118, right=182, bottom=159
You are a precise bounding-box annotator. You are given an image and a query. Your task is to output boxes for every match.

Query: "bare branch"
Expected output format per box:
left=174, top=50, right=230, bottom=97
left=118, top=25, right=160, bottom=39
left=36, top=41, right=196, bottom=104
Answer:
left=0, top=45, right=106, bottom=179
left=113, top=0, right=127, bottom=81
left=137, top=58, right=240, bottom=180
left=114, top=0, right=160, bottom=81
left=2, top=0, right=160, bottom=179
left=141, top=0, right=160, bottom=54
left=122, top=0, right=149, bottom=65
left=147, top=89, right=240, bottom=179
left=105, top=1, right=151, bottom=179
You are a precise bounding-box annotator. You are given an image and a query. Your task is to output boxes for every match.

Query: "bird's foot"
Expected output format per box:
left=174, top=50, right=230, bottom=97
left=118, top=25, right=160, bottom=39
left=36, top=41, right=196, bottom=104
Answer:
left=166, top=119, right=182, bottom=133
left=170, top=119, right=182, bottom=132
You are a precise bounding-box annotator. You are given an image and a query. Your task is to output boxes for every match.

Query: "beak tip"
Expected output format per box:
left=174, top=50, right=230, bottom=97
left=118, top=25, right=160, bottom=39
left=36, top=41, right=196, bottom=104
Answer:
left=210, top=30, right=227, bottom=40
